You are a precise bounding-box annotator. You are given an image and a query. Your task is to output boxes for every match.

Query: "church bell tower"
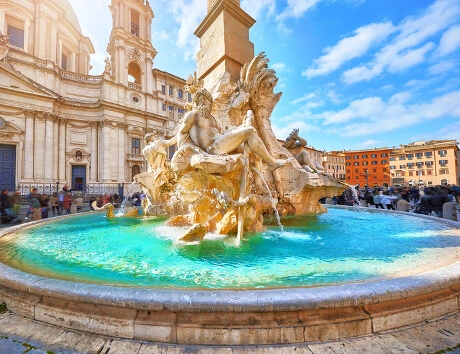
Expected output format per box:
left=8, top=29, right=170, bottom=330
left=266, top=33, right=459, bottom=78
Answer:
left=106, top=0, right=157, bottom=93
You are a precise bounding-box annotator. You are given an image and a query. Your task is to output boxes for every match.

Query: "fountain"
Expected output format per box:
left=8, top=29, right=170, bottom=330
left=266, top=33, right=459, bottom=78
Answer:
left=0, top=53, right=459, bottom=346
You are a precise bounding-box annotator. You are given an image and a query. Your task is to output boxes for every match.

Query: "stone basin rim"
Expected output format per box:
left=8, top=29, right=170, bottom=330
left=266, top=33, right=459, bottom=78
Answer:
left=0, top=206, right=459, bottom=313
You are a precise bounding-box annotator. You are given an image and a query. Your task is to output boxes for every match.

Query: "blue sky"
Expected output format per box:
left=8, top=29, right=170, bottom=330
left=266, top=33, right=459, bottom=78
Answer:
left=68, top=0, right=460, bottom=151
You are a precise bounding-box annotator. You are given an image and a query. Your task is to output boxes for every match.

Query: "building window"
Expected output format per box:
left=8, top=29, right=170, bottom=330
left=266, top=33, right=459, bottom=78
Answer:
left=399, top=156, right=405, bottom=160
left=371, top=154, right=377, bottom=158
left=381, top=153, right=387, bottom=157
left=440, top=169, right=448, bottom=175
left=439, top=160, right=448, bottom=165
left=399, top=165, right=406, bottom=169
left=425, top=152, right=432, bottom=158
left=162, top=103, right=166, bottom=111
left=131, top=9, right=140, bottom=36
left=169, top=86, right=174, bottom=95
left=406, top=154, right=413, bottom=160
left=381, top=160, right=387, bottom=164
left=389, top=157, right=396, bottom=161
left=407, top=163, right=414, bottom=168
left=61, top=53, right=68, bottom=71
left=390, top=166, right=396, bottom=170
left=161, top=85, right=166, bottom=94
left=425, top=161, right=433, bottom=166
left=132, top=138, right=140, bottom=155
left=354, top=162, right=359, bottom=166
left=409, top=171, right=413, bottom=176
left=383, top=167, right=387, bottom=172
left=346, top=162, right=350, bottom=166
left=374, top=175, right=377, bottom=179
left=438, top=150, right=447, bottom=156
left=354, top=169, right=359, bottom=173
left=362, top=154, right=368, bottom=158
left=178, top=89, right=183, bottom=99
left=132, top=165, right=141, bottom=180
left=427, top=170, right=432, bottom=175
left=346, top=156, right=350, bottom=160
left=168, top=105, right=174, bottom=119
left=178, top=108, right=185, bottom=119
left=363, top=161, right=368, bottom=165
left=415, top=153, right=423, bottom=159
left=188, top=93, right=192, bottom=102
left=353, top=155, right=359, bottom=159
left=371, top=161, right=377, bottom=165
left=347, top=169, right=350, bottom=174
left=7, top=23, right=25, bottom=49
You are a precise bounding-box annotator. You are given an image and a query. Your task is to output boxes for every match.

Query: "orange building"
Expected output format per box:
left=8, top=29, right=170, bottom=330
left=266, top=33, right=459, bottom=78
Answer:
left=343, top=148, right=391, bottom=187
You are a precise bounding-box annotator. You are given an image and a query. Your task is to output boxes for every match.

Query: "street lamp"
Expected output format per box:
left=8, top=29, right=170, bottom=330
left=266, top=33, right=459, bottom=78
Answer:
left=361, top=169, right=372, bottom=187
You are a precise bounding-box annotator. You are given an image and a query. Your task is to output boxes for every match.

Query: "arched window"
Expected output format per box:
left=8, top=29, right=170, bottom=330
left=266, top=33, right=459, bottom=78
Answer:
left=441, top=179, right=448, bottom=185
left=128, top=62, right=141, bottom=83
left=132, top=165, right=141, bottom=180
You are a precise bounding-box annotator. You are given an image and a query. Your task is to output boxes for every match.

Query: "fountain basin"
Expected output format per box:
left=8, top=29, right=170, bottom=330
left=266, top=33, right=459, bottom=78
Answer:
left=0, top=206, right=459, bottom=345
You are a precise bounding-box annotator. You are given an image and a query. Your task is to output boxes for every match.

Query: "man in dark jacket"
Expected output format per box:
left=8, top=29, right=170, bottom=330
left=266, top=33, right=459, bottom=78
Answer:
left=431, top=190, right=450, bottom=217
left=419, top=190, right=433, bottom=215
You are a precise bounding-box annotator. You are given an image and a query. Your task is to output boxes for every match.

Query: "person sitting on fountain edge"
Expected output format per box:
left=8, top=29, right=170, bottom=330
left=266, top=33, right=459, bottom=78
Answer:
left=171, top=88, right=290, bottom=171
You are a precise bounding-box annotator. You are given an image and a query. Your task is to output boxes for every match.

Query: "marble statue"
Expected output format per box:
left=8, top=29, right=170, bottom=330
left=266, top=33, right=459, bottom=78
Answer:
left=133, top=52, right=347, bottom=242
left=282, top=129, right=325, bottom=174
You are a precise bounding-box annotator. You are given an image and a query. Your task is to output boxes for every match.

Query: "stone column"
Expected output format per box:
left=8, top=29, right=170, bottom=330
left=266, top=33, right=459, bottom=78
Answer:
left=33, top=113, right=46, bottom=179
left=44, top=113, right=55, bottom=181
left=52, top=116, right=59, bottom=180
left=443, top=202, right=457, bottom=221
left=100, top=120, right=112, bottom=182
left=58, top=118, right=67, bottom=182
left=90, top=121, right=98, bottom=182
left=50, top=19, right=57, bottom=63
left=118, top=123, right=126, bottom=181
left=23, top=110, right=35, bottom=180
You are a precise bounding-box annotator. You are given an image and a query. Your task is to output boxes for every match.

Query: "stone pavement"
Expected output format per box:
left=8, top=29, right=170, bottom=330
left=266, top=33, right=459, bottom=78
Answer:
left=0, top=309, right=459, bottom=354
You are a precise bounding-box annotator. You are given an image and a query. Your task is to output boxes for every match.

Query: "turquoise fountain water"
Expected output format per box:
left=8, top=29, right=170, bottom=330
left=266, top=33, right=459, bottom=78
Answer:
left=1, top=208, right=459, bottom=289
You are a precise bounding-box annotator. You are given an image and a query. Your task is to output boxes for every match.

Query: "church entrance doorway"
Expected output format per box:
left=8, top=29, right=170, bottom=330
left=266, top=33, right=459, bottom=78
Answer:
left=71, top=165, right=86, bottom=191
left=0, top=144, right=16, bottom=191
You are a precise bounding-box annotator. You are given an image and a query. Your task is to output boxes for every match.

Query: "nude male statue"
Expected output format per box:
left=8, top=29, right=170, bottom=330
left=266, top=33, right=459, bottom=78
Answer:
left=176, top=88, right=289, bottom=171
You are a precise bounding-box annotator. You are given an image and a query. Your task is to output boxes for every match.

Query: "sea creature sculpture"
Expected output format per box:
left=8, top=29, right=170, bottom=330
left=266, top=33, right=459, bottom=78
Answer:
left=91, top=202, right=139, bottom=218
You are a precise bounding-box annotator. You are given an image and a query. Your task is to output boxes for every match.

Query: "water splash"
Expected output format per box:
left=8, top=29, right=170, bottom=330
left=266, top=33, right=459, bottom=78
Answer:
left=251, top=167, right=284, bottom=232
left=119, top=181, right=137, bottom=214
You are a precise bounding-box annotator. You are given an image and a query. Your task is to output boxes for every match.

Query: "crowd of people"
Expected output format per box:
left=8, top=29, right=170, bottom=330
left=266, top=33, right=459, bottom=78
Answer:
left=331, top=184, right=460, bottom=218
left=0, top=187, right=129, bottom=224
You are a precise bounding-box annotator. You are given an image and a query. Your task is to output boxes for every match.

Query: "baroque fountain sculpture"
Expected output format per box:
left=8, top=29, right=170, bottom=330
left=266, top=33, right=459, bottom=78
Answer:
left=132, top=53, right=347, bottom=241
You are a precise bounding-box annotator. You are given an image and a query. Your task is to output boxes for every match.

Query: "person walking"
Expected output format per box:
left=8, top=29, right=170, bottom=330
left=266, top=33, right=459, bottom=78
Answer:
left=50, top=193, right=59, bottom=217
left=381, top=192, right=398, bottom=210
left=373, top=190, right=384, bottom=209
left=10, top=190, right=21, bottom=215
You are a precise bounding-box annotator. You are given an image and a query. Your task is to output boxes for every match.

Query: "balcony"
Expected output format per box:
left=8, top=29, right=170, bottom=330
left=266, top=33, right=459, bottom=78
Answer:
left=128, top=82, right=142, bottom=91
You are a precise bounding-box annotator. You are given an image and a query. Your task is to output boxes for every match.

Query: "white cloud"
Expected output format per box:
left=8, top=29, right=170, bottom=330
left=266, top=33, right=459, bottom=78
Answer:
left=153, top=30, right=170, bottom=41
left=271, top=62, right=286, bottom=71
left=241, top=0, right=275, bottom=20
left=322, top=97, right=385, bottom=125
left=290, top=92, right=318, bottom=105
left=356, top=140, right=384, bottom=148
left=323, top=90, right=460, bottom=137
left=303, top=22, right=395, bottom=78
left=169, top=0, right=206, bottom=61
left=437, top=25, right=460, bottom=56
left=428, top=60, right=457, bottom=75
left=327, top=90, right=342, bottom=104
left=342, top=0, right=460, bottom=84
left=276, top=0, right=323, bottom=23
left=389, top=92, right=411, bottom=105
left=272, top=121, right=321, bottom=141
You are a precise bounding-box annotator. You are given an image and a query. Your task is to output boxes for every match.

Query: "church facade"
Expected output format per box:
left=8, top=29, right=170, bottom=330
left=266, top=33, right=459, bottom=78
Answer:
left=0, top=0, right=187, bottom=194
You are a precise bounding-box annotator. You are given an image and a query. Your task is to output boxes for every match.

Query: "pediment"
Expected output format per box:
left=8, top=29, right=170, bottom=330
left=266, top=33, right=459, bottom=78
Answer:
left=0, top=60, right=60, bottom=99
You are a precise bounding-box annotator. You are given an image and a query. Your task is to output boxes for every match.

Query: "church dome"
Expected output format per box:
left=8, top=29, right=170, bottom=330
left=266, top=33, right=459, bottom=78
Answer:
left=50, top=0, right=82, bottom=33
